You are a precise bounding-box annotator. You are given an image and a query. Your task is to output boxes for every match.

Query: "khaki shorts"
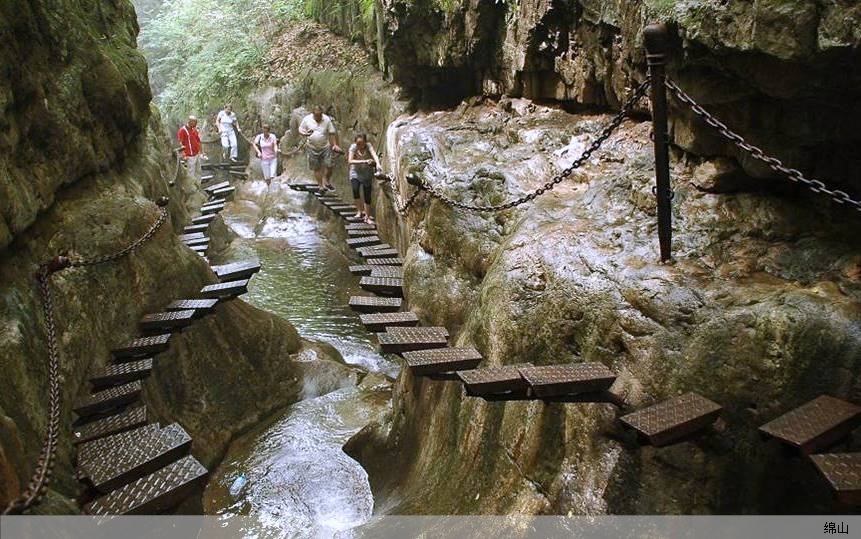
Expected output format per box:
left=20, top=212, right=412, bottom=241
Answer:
left=307, top=146, right=333, bottom=171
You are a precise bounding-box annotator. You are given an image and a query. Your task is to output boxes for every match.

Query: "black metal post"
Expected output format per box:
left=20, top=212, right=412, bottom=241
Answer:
left=644, top=23, right=673, bottom=263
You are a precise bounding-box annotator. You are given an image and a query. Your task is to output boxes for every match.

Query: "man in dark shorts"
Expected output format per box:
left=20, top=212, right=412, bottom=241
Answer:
left=347, top=134, right=382, bottom=224
left=298, top=105, right=341, bottom=190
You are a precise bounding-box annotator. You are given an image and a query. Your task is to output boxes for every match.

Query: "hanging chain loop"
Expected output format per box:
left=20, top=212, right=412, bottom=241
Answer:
left=665, top=78, right=861, bottom=213
left=2, top=198, right=169, bottom=515
left=405, top=79, right=649, bottom=213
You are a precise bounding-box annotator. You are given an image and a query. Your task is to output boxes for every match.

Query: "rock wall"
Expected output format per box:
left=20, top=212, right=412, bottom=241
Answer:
left=0, top=0, right=341, bottom=514
left=319, top=0, right=861, bottom=194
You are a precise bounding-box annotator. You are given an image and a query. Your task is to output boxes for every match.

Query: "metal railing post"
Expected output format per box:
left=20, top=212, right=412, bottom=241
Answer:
left=644, top=23, right=673, bottom=263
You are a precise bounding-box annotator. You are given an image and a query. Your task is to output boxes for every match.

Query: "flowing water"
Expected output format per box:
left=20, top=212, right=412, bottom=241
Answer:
left=203, top=179, right=397, bottom=538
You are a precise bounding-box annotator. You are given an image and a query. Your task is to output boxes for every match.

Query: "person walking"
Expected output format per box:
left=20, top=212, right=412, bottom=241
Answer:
left=253, top=124, right=280, bottom=185
left=298, top=105, right=341, bottom=191
left=348, top=134, right=382, bottom=224
left=217, top=104, right=242, bottom=162
left=177, top=115, right=205, bottom=182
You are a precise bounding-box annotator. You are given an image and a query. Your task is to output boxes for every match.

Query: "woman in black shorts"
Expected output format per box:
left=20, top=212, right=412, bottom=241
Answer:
left=348, top=134, right=382, bottom=224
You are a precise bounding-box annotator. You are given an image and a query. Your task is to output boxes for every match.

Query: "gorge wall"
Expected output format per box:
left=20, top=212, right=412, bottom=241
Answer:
left=0, top=0, right=347, bottom=513
left=295, top=0, right=861, bottom=515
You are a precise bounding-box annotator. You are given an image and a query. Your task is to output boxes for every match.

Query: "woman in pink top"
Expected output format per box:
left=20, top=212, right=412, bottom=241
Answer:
left=253, top=124, right=280, bottom=184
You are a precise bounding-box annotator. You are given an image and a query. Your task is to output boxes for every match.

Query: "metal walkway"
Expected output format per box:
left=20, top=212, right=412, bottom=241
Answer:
left=295, top=178, right=861, bottom=508
left=73, top=178, right=262, bottom=514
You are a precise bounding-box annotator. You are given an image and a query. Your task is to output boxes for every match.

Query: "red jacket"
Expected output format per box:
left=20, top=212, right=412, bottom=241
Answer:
left=177, top=125, right=201, bottom=157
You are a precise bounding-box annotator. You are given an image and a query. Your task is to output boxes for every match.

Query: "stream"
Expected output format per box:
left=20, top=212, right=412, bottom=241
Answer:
left=202, top=178, right=397, bottom=538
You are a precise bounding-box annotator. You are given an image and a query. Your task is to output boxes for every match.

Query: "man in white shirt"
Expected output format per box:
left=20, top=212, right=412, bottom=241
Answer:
left=298, top=105, right=341, bottom=190
left=216, top=104, right=242, bottom=162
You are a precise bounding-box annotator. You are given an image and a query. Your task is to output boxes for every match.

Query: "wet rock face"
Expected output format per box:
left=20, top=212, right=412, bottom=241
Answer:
left=357, top=98, right=861, bottom=514
left=322, top=0, right=861, bottom=193
left=0, top=0, right=152, bottom=249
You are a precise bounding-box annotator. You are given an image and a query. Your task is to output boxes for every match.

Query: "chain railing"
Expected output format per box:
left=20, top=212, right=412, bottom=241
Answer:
left=399, top=79, right=649, bottom=213
left=665, top=79, right=861, bottom=213
left=1, top=197, right=170, bottom=515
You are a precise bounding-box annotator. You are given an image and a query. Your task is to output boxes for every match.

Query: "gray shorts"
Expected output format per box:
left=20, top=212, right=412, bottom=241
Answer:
left=307, top=146, right=333, bottom=171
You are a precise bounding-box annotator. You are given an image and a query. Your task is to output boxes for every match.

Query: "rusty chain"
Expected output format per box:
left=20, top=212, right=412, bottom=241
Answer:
left=2, top=198, right=170, bottom=515
left=406, top=79, right=650, bottom=213
left=665, top=79, right=861, bottom=213
left=377, top=172, right=422, bottom=216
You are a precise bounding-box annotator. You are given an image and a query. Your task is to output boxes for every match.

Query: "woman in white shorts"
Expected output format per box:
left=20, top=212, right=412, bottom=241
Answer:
left=253, top=124, right=280, bottom=184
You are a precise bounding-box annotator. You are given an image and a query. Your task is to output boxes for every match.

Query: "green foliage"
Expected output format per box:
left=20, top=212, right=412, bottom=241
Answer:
left=138, top=0, right=305, bottom=125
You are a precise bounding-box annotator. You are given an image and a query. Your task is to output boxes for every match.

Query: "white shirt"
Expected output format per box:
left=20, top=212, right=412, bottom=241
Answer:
left=299, top=113, right=336, bottom=150
left=217, top=110, right=237, bottom=132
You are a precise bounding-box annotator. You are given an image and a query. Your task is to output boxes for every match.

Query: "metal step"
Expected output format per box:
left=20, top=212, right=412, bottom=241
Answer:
left=345, top=223, right=377, bottom=231
left=74, top=381, right=142, bottom=418
left=348, top=236, right=383, bottom=248
left=370, top=267, right=403, bottom=278
left=201, top=174, right=215, bottom=182
left=79, top=424, right=192, bottom=493
left=183, top=224, right=209, bottom=234
left=212, top=261, right=261, bottom=281
left=377, top=327, right=448, bottom=354
left=289, top=181, right=319, bottom=191
left=84, top=455, right=208, bottom=515
left=207, top=197, right=227, bottom=206
left=620, top=392, right=722, bottom=447
left=344, top=215, right=365, bottom=223
left=165, top=299, right=218, bottom=317
left=360, top=277, right=403, bottom=297
left=90, top=358, right=153, bottom=389
left=362, top=248, right=400, bottom=259
left=200, top=279, right=249, bottom=299
left=183, top=237, right=210, bottom=247
left=402, top=347, right=483, bottom=376
left=459, top=365, right=533, bottom=397
left=229, top=170, right=247, bottom=177
left=519, top=363, right=616, bottom=398
left=189, top=243, right=208, bottom=253
left=179, top=232, right=205, bottom=242
left=140, top=310, right=196, bottom=333
left=200, top=204, right=224, bottom=215
left=204, top=181, right=230, bottom=193
left=356, top=244, right=392, bottom=253
left=810, top=453, right=861, bottom=506
left=191, top=214, right=216, bottom=225
left=212, top=186, right=235, bottom=200
left=112, top=334, right=171, bottom=361
left=73, top=406, right=148, bottom=445
left=348, top=296, right=402, bottom=313
left=347, top=229, right=378, bottom=237
left=349, top=265, right=375, bottom=276
left=359, top=312, right=419, bottom=332
left=759, top=395, right=861, bottom=455
left=77, top=424, right=162, bottom=467
left=367, top=258, right=403, bottom=266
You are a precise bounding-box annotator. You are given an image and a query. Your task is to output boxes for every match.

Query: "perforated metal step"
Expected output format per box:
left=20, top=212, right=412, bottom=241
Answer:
left=75, top=382, right=142, bottom=417
left=208, top=198, right=227, bottom=206
left=403, top=347, right=483, bottom=376
left=377, top=327, right=448, bottom=354
left=78, top=424, right=162, bottom=468
left=346, top=223, right=377, bottom=231
left=204, top=181, right=230, bottom=193
left=139, top=310, right=196, bottom=333
left=200, top=279, right=249, bottom=299
left=519, top=363, right=616, bottom=398
left=190, top=244, right=208, bottom=254
left=620, top=392, right=722, bottom=447
left=810, top=453, right=861, bottom=506
left=759, top=395, right=861, bottom=455
left=289, top=181, right=319, bottom=191
left=370, top=267, right=403, bottom=278
left=212, top=261, right=261, bottom=281
left=112, top=334, right=171, bottom=361
left=90, top=358, right=153, bottom=389
left=367, top=258, right=403, bottom=266
left=191, top=214, right=216, bottom=225
left=347, top=229, right=378, bottom=237
left=166, top=299, right=218, bottom=316
left=73, top=406, right=148, bottom=445
left=459, top=364, right=533, bottom=396
left=79, top=424, right=192, bottom=493
left=362, top=248, right=400, bottom=259
left=356, top=243, right=391, bottom=253
left=200, top=204, right=224, bottom=215
left=344, top=215, right=364, bottom=223
left=359, top=311, right=419, bottom=331
left=212, top=186, right=235, bottom=199
left=183, top=224, right=209, bottom=234
left=348, top=236, right=383, bottom=248
left=179, top=232, right=205, bottom=242
left=360, top=276, right=404, bottom=296
left=349, top=265, right=375, bottom=276
left=349, top=296, right=402, bottom=313
left=183, top=237, right=209, bottom=247
left=84, top=455, right=208, bottom=515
